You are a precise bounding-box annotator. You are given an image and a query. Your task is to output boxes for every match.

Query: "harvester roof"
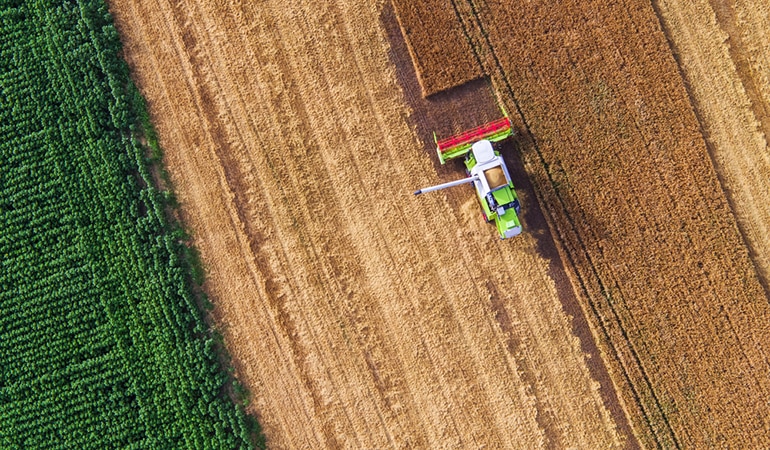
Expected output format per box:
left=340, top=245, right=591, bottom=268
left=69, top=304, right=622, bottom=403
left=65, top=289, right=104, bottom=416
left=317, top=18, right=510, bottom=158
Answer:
left=471, top=139, right=496, bottom=163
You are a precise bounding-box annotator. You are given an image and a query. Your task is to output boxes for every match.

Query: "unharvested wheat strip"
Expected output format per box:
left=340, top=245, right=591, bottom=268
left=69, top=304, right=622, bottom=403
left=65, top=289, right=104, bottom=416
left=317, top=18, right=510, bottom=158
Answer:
left=390, top=0, right=483, bottom=96
left=653, top=0, right=770, bottom=288
left=583, top=3, right=770, bottom=444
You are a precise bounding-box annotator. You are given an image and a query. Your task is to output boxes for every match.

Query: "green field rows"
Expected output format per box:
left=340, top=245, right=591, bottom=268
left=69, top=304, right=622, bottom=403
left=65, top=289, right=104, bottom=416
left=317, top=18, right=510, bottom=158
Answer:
left=0, top=1, right=259, bottom=448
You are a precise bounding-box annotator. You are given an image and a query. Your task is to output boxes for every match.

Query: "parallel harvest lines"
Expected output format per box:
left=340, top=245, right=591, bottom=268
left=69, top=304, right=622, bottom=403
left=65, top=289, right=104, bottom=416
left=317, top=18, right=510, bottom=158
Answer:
left=109, top=0, right=627, bottom=447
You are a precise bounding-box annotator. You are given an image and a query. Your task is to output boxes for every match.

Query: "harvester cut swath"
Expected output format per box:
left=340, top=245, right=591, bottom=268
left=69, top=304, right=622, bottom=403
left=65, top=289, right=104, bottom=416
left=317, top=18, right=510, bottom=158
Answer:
left=415, top=116, right=522, bottom=239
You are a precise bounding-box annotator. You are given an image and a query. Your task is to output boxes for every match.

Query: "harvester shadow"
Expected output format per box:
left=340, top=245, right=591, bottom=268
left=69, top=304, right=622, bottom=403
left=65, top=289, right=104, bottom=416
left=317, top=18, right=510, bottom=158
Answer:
left=497, top=139, right=555, bottom=258
left=497, top=138, right=590, bottom=329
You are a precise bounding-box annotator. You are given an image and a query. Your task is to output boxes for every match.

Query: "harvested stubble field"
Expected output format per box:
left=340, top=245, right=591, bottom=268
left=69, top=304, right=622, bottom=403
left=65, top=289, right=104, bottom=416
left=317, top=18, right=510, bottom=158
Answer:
left=397, top=0, right=770, bottom=447
left=107, top=0, right=636, bottom=448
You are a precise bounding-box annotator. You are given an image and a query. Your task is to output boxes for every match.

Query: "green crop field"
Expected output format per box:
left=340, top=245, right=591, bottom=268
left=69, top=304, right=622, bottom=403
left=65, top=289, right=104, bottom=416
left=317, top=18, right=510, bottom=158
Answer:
left=0, top=1, right=260, bottom=448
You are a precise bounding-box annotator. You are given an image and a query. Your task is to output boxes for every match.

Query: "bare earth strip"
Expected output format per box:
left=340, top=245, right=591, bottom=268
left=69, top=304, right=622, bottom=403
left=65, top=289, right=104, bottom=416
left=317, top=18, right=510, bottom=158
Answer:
left=436, top=0, right=770, bottom=447
left=651, top=0, right=770, bottom=291
left=109, top=0, right=628, bottom=448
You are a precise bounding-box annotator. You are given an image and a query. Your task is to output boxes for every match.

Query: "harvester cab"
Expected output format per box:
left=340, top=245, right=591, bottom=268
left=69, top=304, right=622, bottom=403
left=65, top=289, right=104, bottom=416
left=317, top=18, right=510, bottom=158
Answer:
left=414, top=116, right=522, bottom=239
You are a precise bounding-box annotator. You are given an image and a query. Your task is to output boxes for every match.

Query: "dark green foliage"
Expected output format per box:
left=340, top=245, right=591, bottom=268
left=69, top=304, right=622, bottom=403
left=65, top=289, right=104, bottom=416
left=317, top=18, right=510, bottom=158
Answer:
left=0, top=1, right=261, bottom=448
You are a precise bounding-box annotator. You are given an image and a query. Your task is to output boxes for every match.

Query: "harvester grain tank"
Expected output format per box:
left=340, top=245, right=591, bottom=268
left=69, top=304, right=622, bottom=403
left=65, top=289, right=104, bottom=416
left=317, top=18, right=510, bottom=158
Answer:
left=414, top=117, right=522, bottom=239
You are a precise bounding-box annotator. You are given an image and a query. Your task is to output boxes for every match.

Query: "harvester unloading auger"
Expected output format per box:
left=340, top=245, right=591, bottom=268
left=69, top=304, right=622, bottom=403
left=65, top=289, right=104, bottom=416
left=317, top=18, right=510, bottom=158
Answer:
left=414, top=116, right=522, bottom=239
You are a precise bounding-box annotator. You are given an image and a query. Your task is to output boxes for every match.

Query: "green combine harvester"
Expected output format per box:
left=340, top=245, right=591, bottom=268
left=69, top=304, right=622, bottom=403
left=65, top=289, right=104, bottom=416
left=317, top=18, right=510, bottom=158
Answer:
left=414, top=116, right=522, bottom=239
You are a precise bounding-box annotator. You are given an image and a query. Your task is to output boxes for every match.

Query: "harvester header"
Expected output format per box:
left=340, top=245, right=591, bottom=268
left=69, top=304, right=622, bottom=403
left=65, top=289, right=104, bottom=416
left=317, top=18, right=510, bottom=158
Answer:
left=435, top=116, right=513, bottom=164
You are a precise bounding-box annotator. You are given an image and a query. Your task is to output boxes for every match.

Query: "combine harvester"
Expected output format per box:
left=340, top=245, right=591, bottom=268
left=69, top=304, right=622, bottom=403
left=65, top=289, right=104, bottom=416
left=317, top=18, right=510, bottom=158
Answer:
left=415, top=116, right=522, bottom=239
